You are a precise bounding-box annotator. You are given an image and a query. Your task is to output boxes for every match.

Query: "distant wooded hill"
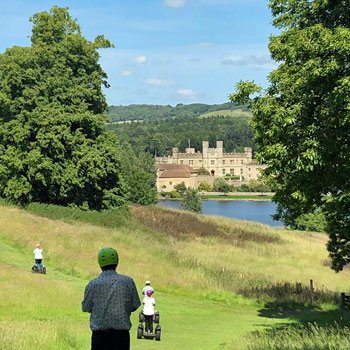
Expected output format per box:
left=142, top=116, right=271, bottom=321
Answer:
left=107, top=103, right=254, bottom=157
left=107, top=102, right=249, bottom=122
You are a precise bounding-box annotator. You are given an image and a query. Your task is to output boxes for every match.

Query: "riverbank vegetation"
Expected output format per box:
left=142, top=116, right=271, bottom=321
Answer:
left=1, top=202, right=350, bottom=349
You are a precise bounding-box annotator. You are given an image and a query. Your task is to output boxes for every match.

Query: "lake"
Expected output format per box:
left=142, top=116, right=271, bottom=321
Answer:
left=158, top=200, right=283, bottom=227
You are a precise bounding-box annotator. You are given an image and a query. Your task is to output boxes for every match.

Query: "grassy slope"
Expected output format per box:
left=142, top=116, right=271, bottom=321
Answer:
left=199, top=109, right=251, bottom=118
left=1, top=204, right=349, bottom=349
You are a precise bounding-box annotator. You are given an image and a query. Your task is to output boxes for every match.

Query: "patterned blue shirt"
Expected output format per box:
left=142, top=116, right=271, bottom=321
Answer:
left=82, top=270, right=141, bottom=331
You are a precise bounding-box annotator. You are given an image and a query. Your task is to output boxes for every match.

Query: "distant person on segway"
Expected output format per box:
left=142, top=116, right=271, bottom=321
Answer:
left=33, top=242, right=44, bottom=272
left=142, top=289, right=156, bottom=333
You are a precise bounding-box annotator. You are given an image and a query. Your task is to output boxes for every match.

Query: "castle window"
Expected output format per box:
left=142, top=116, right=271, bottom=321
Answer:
left=222, top=169, right=226, bottom=174
left=180, top=160, right=183, bottom=164
left=189, top=160, right=193, bottom=165
left=211, top=160, right=215, bottom=165
left=230, top=160, right=234, bottom=164
left=169, top=181, right=172, bottom=185
left=222, top=160, right=225, bottom=165
left=230, top=169, right=234, bottom=175
left=240, top=169, right=243, bottom=174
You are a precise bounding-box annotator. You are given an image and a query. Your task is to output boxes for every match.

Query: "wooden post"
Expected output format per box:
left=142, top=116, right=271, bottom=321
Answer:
left=310, top=279, right=314, bottom=304
left=296, top=282, right=302, bottom=294
left=341, top=292, right=345, bottom=309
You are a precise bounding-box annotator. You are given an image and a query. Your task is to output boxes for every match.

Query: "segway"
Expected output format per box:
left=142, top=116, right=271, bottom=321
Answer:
left=31, top=263, right=46, bottom=274
left=137, top=311, right=161, bottom=341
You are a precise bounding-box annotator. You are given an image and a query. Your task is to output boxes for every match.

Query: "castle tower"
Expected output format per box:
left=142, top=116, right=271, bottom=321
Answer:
left=216, top=141, right=223, bottom=158
left=172, top=147, right=178, bottom=164
left=202, top=141, right=209, bottom=169
left=244, top=147, right=252, bottom=160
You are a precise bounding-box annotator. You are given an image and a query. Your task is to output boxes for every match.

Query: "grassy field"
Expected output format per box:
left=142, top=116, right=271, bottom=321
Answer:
left=1, top=203, right=350, bottom=349
left=199, top=109, right=251, bottom=118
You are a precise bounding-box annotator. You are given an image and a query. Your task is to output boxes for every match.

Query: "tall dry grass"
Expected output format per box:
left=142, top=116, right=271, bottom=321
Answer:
left=2, top=203, right=350, bottom=303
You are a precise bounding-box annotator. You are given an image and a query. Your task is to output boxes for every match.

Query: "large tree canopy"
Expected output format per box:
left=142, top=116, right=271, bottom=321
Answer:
left=230, top=0, right=350, bottom=271
left=0, top=7, right=127, bottom=209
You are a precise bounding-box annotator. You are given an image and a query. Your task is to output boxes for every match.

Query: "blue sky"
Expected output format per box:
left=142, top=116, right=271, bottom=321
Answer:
left=0, top=0, right=277, bottom=106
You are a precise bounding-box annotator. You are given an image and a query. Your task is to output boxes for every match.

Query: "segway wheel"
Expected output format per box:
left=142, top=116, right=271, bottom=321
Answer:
left=155, top=329, right=161, bottom=341
left=31, top=265, right=37, bottom=273
left=154, top=312, right=160, bottom=323
left=137, top=324, right=143, bottom=339
left=139, top=312, right=145, bottom=322
left=42, top=267, right=47, bottom=274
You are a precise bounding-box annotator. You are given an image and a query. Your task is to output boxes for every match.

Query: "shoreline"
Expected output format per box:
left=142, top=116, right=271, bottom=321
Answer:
left=158, top=192, right=274, bottom=202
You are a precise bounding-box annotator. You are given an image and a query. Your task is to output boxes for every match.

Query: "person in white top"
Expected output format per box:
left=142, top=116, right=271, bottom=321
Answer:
left=142, top=280, right=154, bottom=295
left=33, top=243, right=43, bottom=268
left=142, top=289, right=156, bottom=333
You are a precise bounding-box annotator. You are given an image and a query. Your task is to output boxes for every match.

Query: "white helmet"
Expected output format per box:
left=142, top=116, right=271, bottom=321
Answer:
left=145, top=280, right=151, bottom=285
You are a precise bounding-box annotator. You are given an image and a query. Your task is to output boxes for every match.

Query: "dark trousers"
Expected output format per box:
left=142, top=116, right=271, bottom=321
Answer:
left=144, top=315, right=154, bottom=333
left=91, top=329, right=130, bottom=350
left=35, top=259, right=42, bottom=264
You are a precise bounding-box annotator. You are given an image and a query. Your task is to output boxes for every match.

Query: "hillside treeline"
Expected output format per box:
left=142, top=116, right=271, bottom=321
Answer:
left=107, top=102, right=248, bottom=122
left=107, top=115, right=255, bottom=156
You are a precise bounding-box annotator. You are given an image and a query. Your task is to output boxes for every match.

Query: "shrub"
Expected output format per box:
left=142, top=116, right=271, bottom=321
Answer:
left=181, top=188, right=202, bottom=213
left=170, top=190, right=181, bottom=199
left=198, top=181, right=212, bottom=192
left=213, top=178, right=231, bottom=193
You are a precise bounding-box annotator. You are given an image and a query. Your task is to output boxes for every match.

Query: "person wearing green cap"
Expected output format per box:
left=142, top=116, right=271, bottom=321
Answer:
left=82, top=247, right=141, bottom=350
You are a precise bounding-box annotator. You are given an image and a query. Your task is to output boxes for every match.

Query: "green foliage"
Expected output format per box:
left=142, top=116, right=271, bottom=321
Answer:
left=229, top=80, right=261, bottom=105
left=197, top=167, right=210, bottom=175
left=0, top=7, right=129, bottom=210
left=198, top=181, right=212, bottom=192
left=294, top=207, right=327, bottom=232
left=230, top=1, right=350, bottom=271
left=174, top=182, right=187, bottom=195
left=181, top=188, right=202, bottom=213
left=213, top=178, right=231, bottom=193
left=26, top=202, right=130, bottom=228
left=170, top=190, right=181, bottom=199
left=119, top=143, right=157, bottom=205
left=107, top=102, right=242, bottom=122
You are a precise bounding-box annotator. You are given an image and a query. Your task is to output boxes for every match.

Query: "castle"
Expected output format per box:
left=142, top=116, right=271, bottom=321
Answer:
left=155, top=141, right=265, bottom=192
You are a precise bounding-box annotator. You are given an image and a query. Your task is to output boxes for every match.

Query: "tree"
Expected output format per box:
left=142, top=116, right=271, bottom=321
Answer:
left=213, top=178, right=231, bottom=193
left=174, top=182, right=187, bottom=195
left=0, top=6, right=126, bottom=210
left=181, top=188, right=202, bottom=213
left=119, top=143, right=157, bottom=205
left=230, top=1, right=350, bottom=271
left=198, top=181, right=212, bottom=192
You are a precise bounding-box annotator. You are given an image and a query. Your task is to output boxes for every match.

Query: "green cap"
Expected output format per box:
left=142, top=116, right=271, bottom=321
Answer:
left=98, top=247, right=119, bottom=267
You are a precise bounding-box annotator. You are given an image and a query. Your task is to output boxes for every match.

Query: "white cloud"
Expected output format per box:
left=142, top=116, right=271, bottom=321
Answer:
left=165, top=0, right=187, bottom=8
left=145, top=78, right=174, bottom=87
left=221, top=54, right=272, bottom=66
left=120, top=70, right=132, bottom=76
left=134, top=55, right=147, bottom=64
left=176, top=88, right=196, bottom=97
